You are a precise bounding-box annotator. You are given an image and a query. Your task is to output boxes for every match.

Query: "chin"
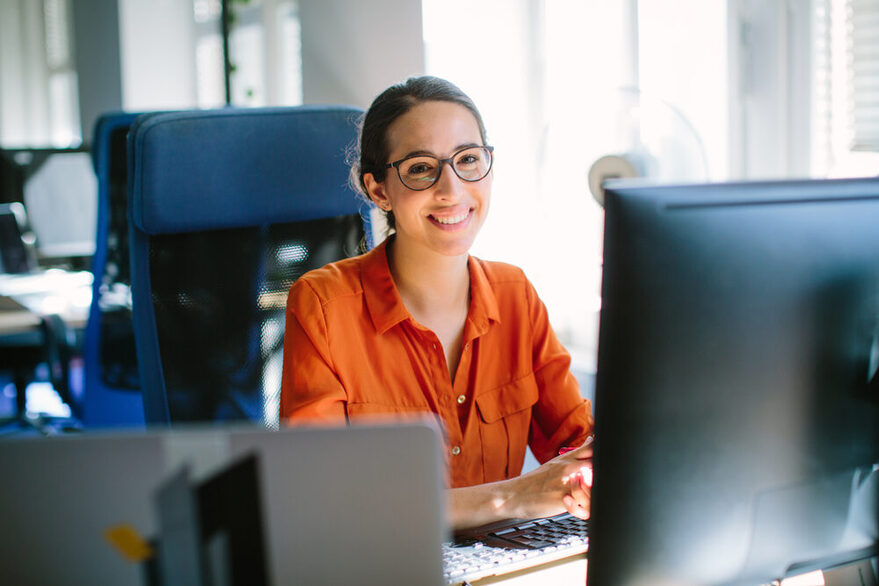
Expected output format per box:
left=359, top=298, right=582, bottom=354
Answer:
left=432, top=237, right=478, bottom=258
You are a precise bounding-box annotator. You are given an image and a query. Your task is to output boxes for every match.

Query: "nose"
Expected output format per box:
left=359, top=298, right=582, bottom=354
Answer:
left=432, top=160, right=466, bottom=198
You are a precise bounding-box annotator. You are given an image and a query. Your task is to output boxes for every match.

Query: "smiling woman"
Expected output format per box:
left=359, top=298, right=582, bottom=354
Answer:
left=280, top=76, right=594, bottom=531
left=365, top=99, right=491, bottom=261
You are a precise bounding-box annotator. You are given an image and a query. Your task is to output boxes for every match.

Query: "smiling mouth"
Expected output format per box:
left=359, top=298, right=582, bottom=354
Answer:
left=432, top=210, right=471, bottom=225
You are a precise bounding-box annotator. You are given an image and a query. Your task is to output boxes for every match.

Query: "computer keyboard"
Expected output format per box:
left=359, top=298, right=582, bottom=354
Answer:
left=442, top=513, right=589, bottom=584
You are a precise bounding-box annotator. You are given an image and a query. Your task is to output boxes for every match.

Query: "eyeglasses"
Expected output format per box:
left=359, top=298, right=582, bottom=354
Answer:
left=385, top=145, right=494, bottom=191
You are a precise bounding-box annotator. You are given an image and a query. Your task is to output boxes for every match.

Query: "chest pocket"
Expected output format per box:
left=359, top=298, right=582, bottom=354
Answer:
left=475, top=373, right=539, bottom=481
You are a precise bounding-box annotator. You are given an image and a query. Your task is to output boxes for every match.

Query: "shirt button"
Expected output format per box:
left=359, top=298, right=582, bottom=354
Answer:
left=456, top=394, right=466, bottom=405
left=451, top=446, right=461, bottom=456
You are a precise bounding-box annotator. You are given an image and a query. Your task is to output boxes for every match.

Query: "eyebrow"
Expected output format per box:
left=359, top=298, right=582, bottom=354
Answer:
left=397, top=142, right=483, bottom=160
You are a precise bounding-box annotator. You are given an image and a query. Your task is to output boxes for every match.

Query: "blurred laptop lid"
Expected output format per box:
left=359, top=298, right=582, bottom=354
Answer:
left=0, top=421, right=447, bottom=585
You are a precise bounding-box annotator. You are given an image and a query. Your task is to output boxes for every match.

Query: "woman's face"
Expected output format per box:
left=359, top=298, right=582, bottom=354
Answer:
left=365, top=100, right=492, bottom=259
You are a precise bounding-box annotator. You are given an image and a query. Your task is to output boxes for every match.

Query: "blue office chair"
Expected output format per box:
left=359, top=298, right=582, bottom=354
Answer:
left=128, top=106, right=372, bottom=426
left=83, top=112, right=146, bottom=427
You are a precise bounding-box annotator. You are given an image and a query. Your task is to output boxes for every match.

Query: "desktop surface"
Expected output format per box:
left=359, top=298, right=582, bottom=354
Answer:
left=0, top=269, right=92, bottom=331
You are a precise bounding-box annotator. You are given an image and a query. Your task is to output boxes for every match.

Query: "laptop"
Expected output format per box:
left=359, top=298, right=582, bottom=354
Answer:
left=0, top=421, right=447, bottom=585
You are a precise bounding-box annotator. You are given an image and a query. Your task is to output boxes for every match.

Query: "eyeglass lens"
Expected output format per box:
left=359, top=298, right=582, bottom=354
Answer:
left=397, top=147, right=492, bottom=190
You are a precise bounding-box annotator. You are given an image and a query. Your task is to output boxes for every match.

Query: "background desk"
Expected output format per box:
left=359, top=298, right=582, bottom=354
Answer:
left=0, top=270, right=91, bottom=429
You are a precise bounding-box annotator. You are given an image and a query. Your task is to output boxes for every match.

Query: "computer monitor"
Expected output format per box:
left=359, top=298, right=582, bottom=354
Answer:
left=589, top=177, right=879, bottom=586
left=6, top=148, right=96, bottom=268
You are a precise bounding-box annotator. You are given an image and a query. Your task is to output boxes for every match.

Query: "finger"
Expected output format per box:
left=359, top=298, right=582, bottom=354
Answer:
left=572, top=477, right=592, bottom=518
left=567, top=472, right=591, bottom=504
left=563, top=493, right=590, bottom=520
left=570, top=472, right=591, bottom=501
left=562, top=464, right=593, bottom=488
left=579, top=465, right=593, bottom=488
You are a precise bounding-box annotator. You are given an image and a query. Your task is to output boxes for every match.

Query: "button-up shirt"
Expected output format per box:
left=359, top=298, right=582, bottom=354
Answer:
left=281, top=238, right=593, bottom=488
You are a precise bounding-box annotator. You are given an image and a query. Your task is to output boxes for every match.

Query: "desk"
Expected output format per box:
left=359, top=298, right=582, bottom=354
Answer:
left=467, top=553, right=587, bottom=585
left=0, top=270, right=91, bottom=331
left=0, top=270, right=91, bottom=427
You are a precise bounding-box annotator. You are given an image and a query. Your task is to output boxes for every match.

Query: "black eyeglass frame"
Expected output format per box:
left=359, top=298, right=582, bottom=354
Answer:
left=384, top=145, right=495, bottom=191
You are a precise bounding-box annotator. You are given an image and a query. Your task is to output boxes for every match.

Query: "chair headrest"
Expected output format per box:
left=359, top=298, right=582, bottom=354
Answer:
left=129, top=106, right=367, bottom=235
left=91, top=111, right=142, bottom=176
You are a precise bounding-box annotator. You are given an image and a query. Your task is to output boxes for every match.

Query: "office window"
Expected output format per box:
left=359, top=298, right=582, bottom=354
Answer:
left=813, top=0, right=879, bottom=177
left=0, top=0, right=80, bottom=147
left=423, top=0, right=728, bottom=372
left=193, top=0, right=226, bottom=108
left=192, top=0, right=303, bottom=107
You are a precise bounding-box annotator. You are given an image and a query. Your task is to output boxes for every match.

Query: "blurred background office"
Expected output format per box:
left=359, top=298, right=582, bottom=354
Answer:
left=1, top=0, right=877, bottom=424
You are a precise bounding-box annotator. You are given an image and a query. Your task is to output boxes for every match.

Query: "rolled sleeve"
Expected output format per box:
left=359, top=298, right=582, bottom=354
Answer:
left=280, top=278, right=348, bottom=423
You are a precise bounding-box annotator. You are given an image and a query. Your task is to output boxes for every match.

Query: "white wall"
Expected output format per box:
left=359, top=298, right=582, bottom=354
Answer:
left=71, top=0, right=123, bottom=141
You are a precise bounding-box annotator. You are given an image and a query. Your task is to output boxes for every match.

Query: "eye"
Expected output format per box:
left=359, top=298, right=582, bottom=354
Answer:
left=454, top=149, right=486, bottom=168
left=402, top=158, right=437, bottom=176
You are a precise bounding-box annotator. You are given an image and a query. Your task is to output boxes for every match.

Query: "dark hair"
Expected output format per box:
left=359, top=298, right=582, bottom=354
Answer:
left=350, top=76, right=488, bottom=233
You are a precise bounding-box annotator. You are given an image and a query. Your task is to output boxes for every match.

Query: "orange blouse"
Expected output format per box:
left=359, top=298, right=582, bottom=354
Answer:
left=280, top=238, right=593, bottom=488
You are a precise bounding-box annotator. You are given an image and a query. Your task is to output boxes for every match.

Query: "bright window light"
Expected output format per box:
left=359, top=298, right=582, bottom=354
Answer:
left=423, top=0, right=728, bottom=372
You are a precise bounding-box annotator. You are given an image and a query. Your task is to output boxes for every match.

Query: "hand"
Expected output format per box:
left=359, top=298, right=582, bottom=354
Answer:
left=561, top=444, right=593, bottom=520
left=507, top=437, right=593, bottom=521
left=447, top=437, right=594, bottom=530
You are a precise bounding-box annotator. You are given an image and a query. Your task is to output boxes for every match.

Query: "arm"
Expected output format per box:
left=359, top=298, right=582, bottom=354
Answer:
left=445, top=278, right=595, bottom=530
left=280, top=278, right=347, bottom=422
left=448, top=439, right=593, bottom=529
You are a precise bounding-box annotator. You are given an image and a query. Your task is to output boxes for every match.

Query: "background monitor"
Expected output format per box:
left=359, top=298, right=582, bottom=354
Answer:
left=3, top=148, right=96, bottom=269
left=589, top=177, right=879, bottom=585
left=0, top=149, right=24, bottom=205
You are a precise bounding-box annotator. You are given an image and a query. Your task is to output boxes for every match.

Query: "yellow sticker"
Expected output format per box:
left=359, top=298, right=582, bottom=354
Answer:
left=104, top=524, right=154, bottom=563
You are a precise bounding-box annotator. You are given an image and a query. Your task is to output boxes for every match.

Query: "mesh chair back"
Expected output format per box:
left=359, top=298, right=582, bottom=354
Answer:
left=83, top=112, right=145, bottom=427
left=128, top=106, right=371, bottom=426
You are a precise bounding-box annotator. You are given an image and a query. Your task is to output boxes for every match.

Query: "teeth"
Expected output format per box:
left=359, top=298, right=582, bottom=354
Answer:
left=434, top=211, right=469, bottom=225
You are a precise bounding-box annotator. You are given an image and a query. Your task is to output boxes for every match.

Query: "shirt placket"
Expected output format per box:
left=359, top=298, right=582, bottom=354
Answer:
left=406, top=320, right=459, bottom=454
left=449, top=321, right=487, bottom=473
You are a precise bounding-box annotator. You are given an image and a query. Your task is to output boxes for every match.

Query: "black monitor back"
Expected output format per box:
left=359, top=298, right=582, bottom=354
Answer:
left=590, top=177, right=879, bottom=586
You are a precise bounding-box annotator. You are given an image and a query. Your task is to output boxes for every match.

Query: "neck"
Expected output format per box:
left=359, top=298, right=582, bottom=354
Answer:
left=386, top=236, right=470, bottom=314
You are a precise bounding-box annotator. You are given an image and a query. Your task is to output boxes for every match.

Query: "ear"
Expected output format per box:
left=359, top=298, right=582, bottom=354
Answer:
left=363, top=172, right=392, bottom=211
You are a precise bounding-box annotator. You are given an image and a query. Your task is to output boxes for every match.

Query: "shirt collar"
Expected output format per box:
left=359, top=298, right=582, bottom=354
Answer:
left=362, top=238, right=411, bottom=334
left=465, top=254, right=502, bottom=339
left=362, top=238, right=501, bottom=336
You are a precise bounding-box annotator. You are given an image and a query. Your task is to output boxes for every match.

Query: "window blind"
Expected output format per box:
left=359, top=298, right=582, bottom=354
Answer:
left=849, top=0, right=879, bottom=151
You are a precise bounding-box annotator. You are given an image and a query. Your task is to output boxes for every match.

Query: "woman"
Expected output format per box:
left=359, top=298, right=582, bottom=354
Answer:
left=281, top=76, right=594, bottom=529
